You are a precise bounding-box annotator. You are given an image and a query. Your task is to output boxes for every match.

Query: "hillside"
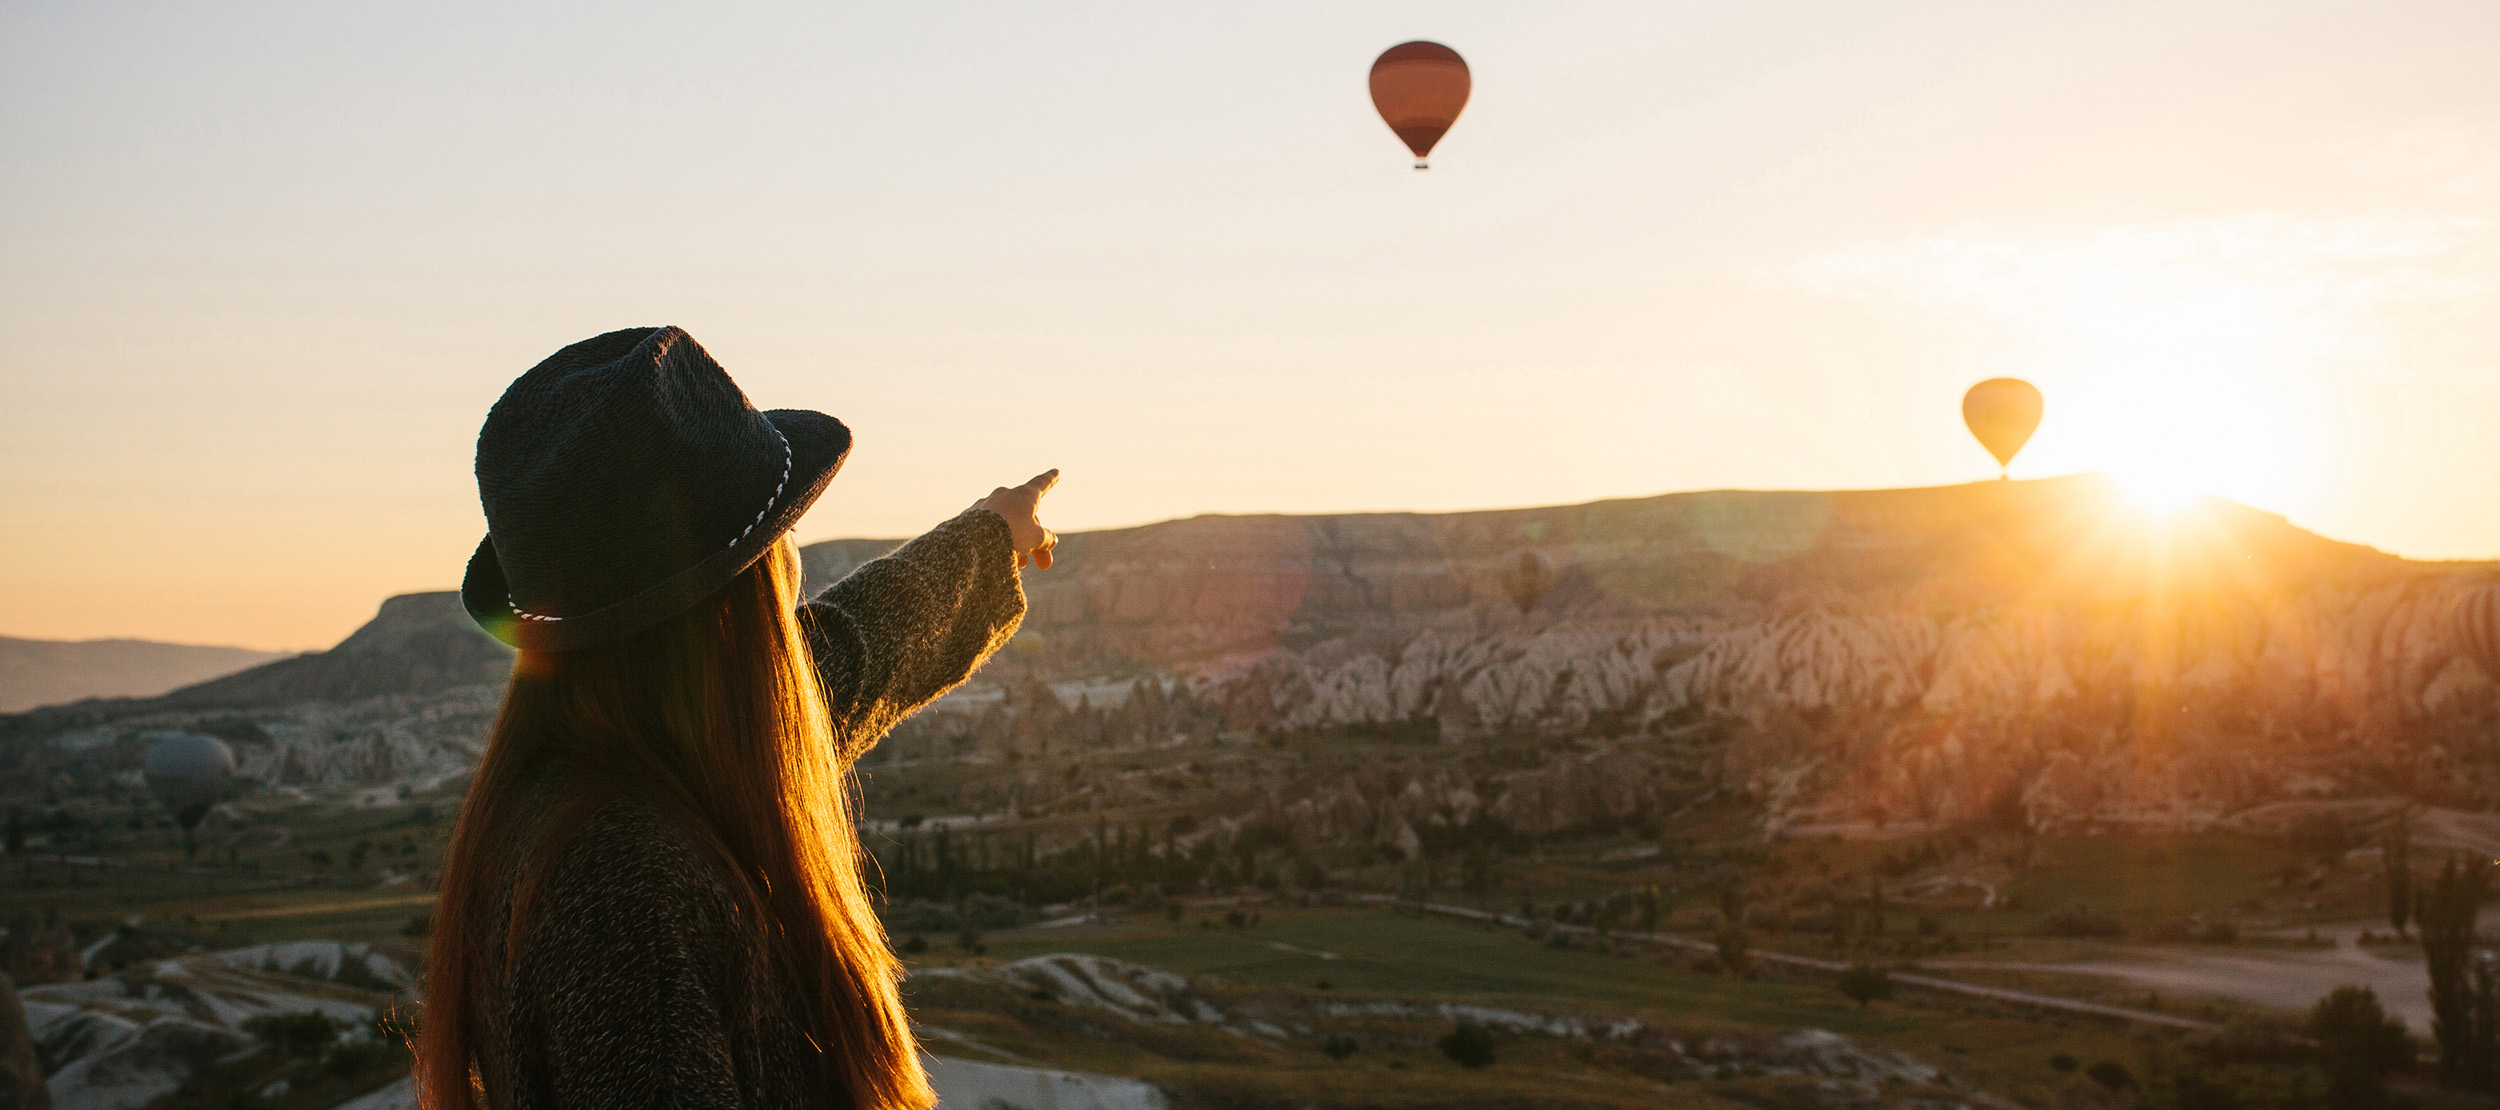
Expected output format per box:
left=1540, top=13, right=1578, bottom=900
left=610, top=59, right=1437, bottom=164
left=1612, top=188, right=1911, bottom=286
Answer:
left=0, top=636, right=286, bottom=713
left=845, top=476, right=2500, bottom=833
left=9, top=475, right=2500, bottom=1110
left=821, top=474, right=2406, bottom=679
left=0, top=592, right=509, bottom=744
left=8, top=476, right=2496, bottom=840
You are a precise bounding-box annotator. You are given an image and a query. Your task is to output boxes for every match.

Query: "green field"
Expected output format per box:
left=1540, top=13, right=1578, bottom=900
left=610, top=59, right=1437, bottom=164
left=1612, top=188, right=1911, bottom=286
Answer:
left=4, top=784, right=2427, bottom=1110
left=919, top=905, right=2178, bottom=1109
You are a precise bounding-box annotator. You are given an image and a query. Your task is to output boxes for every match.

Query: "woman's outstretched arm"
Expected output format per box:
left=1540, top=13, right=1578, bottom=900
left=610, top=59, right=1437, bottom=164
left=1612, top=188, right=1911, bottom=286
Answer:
left=801, top=471, right=1058, bottom=763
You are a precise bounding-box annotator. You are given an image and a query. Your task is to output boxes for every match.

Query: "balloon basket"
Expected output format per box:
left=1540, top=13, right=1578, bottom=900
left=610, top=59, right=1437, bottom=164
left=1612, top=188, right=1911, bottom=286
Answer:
left=1414, top=161, right=1429, bottom=170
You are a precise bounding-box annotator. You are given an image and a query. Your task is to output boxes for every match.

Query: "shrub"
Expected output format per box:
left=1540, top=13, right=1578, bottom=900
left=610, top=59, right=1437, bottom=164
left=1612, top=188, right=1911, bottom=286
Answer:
left=2085, top=1060, right=2135, bottom=1091
left=880, top=899, right=960, bottom=935
left=1294, top=857, right=1328, bottom=891
left=1837, top=964, right=1892, bottom=1009
left=400, top=912, right=432, bottom=937
left=2309, top=985, right=2412, bottom=1083
left=2285, top=812, right=2352, bottom=857
left=901, top=934, right=927, bottom=955
left=1437, top=1022, right=1497, bottom=1069
left=2173, top=1069, right=2243, bottom=1110
left=1322, top=1034, right=1358, bottom=1060
left=322, top=1040, right=391, bottom=1077
left=2039, top=903, right=2124, bottom=938
left=2049, top=1052, right=2079, bottom=1072
left=2198, top=1018, right=2305, bottom=1066
left=243, top=1011, right=341, bottom=1057
left=962, top=893, right=1031, bottom=930
left=880, top=894, right=1031, bottom=936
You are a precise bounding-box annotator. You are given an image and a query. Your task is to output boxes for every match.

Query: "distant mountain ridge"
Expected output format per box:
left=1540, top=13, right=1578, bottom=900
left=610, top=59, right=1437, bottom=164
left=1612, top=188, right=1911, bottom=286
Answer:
left=841, top=476, right=2500, bottom=833
left=0, top=636, right=286, bottom=713
left=0, top=592, right=509, bottom=736
left=809, top=474, right=2412, bottom=681
left=11, top=476, right=2499, bottom=838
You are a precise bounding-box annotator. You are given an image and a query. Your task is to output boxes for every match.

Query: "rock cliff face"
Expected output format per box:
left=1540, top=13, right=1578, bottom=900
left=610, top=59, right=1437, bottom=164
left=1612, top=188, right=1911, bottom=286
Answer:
left=847, top=477, right=2500, bottom=833
left=145, top=593, right=510, bottom=712
left=821, top=476, right=2399, bottom=680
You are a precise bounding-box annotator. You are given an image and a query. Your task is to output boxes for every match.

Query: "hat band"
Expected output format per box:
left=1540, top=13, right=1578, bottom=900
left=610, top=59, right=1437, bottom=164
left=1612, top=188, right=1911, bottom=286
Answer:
left=506, top=427, right=794, bottom=624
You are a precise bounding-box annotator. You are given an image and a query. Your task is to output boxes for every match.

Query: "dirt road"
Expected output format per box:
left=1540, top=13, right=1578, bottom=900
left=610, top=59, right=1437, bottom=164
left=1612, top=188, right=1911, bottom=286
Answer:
left=1923, top=942, right=2430, bottom=1029
left=1377, top=896, right=2218, bottom=1031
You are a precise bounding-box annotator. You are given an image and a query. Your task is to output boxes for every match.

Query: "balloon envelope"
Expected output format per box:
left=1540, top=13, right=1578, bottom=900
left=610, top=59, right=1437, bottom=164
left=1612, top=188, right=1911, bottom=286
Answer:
left=1961, top=378, right=2044, bottom=470
left=144, top=732, right=235, bottom=831
left=1369, top=41, right=1470, bottom=165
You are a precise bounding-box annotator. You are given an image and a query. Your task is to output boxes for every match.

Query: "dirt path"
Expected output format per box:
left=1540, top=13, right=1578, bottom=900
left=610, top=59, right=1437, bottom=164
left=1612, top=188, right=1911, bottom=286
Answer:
left=1926, top=903, right=2500, bottom=1033
left=1921, top=943, right=2431, bottom=1029
left=2409, top=808, right=2500, bottom=862
left=1375, top=896, right=2218, bottom=1031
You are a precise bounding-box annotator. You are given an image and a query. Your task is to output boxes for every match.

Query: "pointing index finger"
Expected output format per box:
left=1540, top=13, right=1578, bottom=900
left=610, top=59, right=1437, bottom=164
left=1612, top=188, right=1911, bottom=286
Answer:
left=1023, top=469, right=1061, bottom=496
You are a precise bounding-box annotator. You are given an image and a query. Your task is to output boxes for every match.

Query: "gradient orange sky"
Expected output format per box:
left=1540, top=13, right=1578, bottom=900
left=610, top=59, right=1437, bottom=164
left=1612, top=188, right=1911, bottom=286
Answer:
left=5, top=1, right=2497, bottom=651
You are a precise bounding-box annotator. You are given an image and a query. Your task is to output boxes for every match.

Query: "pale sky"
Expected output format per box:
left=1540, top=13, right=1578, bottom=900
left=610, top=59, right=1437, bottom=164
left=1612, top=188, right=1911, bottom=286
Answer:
left=5, top=1, right=2497, bottom=651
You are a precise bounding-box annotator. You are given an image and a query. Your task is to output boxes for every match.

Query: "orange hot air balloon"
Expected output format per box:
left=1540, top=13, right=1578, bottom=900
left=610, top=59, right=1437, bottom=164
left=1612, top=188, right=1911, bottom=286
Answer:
left=1370, top=41, right=1470, bottom=169
left=1961, top=378, right=2044, bottom=478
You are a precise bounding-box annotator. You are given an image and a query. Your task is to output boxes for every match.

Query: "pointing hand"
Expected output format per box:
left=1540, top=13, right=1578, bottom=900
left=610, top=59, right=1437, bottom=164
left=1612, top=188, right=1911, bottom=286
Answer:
left=973, top=469, right=1060, bottom=570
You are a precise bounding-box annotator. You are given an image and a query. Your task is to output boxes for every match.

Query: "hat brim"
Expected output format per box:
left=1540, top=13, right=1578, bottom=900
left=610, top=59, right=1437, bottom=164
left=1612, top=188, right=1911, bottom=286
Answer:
left=461, top=408, right=851, bottom=652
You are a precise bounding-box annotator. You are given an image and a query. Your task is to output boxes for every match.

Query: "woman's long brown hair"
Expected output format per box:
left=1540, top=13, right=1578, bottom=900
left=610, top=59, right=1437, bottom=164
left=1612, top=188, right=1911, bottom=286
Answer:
left=417, top=539, right=929, bottom=1109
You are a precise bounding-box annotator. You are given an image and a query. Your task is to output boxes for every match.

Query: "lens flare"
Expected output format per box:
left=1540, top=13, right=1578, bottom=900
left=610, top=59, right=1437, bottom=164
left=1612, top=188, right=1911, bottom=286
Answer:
left=2110, top=465, right=2203, bottom=513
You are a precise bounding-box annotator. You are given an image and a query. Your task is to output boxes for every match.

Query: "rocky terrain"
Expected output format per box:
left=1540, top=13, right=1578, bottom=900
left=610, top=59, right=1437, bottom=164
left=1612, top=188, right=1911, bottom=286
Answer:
left=7, top=476, right=2497, bottom=859
left=866, top=476, right=2500, bottom=838
left=19, top=941, right=411, bottom=1110
left=12, top=938, right=1175, bottom=1110
left=8, top=479, right=2486, bottom=1110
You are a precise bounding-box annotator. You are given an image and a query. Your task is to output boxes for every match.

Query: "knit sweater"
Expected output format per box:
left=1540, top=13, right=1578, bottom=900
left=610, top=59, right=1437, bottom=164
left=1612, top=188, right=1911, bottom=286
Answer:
left=473, top=509, right=1025, bottom=1110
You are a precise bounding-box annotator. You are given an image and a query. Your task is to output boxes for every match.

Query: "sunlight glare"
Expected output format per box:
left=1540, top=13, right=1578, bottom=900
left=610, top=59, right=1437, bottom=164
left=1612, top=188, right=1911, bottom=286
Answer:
left=2110, top=464, right=2204, bottom=513
left=1801, top=218, right=2391, bottom=523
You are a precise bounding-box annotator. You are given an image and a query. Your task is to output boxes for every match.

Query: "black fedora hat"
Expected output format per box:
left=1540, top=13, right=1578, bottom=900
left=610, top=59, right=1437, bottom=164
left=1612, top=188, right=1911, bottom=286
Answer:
left=460, top=326, right=851, bottom=652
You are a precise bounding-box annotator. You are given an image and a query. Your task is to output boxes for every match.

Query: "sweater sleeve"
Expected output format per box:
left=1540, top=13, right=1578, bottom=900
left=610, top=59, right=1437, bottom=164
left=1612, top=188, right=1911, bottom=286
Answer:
left=801, top=508, right=1026, bottom=765
left=517, top=809, right=745, bottom=1110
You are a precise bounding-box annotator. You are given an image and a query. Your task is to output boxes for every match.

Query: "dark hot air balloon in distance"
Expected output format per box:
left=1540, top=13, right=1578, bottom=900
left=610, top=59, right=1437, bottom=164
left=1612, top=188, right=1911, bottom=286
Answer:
left=144, top=731, right=234, bottom=858
left=2456, top=586, right=2500, bottom=680
left=1500, top=550, right=1554, bottom=614
left=1370, top=41, right=1470, bottom=169
left=1961, top=378, right=2044, bottom=478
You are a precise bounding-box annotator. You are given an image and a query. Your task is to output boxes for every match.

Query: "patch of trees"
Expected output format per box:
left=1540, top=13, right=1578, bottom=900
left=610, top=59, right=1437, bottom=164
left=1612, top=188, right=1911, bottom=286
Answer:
left=2037, top=902, right=2124, bottom=938
left=2417, top=855, right=2498, bottom=1091
left=866, top=814, right=1340, bottom=909
left=2309, top=986, right=2413, bottom=1110
left=1837, top=964, right=1891, bottom=1008
left=1436, top=1021, right=1497, bottom=1068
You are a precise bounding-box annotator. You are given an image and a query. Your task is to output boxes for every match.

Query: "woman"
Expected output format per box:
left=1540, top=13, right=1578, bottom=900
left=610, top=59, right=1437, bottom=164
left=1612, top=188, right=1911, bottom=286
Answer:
left=417, top=326, right=1056, bottom=1110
